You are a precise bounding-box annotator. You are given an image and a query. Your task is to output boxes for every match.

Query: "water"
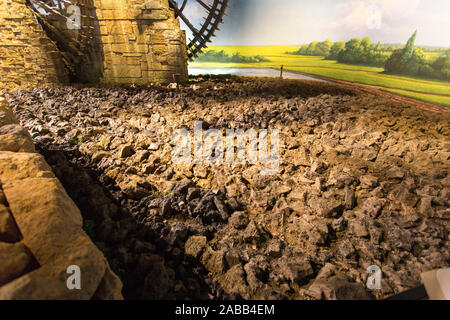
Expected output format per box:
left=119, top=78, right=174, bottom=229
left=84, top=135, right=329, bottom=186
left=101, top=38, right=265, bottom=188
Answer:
left=189, top=67, right=330, bottom=82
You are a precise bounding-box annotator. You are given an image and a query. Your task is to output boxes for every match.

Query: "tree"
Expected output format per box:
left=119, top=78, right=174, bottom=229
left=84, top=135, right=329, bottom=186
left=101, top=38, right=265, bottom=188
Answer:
left=431, top=54, right=450, bottom=80
left=384, top=49, right=406, bottom=73
left=361, top=37, right=371, bottom=52
left=404, top=30, right=417, bottom=58
left=316, top=40, right=332, bottom=56
left=385, top=31, right=426, bottom=76
left=306, top=41, right=318, bottom=55
left=289, top=40, right=332, bottom=56
left=403, top=48, right=426, bottom=75
left=374, top=42, right=381, bottom=51
left=326, top=42, right=345, bottom=60
left=288, top=37, right=395, bottom=68
left=338, top=38, right=364, bottom=64
left=196, top=50, right=270, bottom=63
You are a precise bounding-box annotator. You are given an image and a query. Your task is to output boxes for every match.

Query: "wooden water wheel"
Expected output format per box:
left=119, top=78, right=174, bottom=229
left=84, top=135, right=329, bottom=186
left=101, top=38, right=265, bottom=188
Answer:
left=169, top=0, right=229, bottom=60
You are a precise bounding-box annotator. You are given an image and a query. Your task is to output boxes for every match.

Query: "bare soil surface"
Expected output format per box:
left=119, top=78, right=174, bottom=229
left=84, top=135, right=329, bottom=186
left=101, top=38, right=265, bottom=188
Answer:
left=5, top=77, right=449, bottom=300
left=309, top=75, right=450, bottom=115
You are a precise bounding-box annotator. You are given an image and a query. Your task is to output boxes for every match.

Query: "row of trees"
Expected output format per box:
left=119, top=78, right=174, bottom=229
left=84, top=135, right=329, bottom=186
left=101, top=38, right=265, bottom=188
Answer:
left=196, top=50, right=270, bottom=63
left=288, top=33, right=450, bottom=80
left=333, top=38, right=390, bottom=67
left=288, top=38, right=392, bottom=67
left=385, top=31, right=450, bottom=80
left=288, top=40, right=334, bottom=57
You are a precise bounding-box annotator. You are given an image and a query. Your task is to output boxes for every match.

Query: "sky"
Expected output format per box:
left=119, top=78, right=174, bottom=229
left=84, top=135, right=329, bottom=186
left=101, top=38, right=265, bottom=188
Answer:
left=181, top=0, right=450, bottom=47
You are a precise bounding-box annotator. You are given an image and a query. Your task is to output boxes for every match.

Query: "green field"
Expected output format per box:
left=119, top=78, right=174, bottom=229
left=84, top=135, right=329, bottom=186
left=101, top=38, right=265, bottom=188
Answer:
left=189, top=46, right=450, bottom=107
left=382, top=88, right=450, bottom=106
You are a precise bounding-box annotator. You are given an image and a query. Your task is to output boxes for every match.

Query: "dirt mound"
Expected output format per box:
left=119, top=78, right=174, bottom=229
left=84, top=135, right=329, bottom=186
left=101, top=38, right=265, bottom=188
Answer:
left=6, top=77, right=449, bottom=300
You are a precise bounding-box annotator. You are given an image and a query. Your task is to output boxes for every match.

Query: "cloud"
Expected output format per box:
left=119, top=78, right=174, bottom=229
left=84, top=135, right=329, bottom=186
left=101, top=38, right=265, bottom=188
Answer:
left=183, top=0, right=204, bottom=23
left=324, top=0, right=450, bottom=46
left=328, top=0, right=422, bottom=40
left=178, top=0, right=449, bottom=47
left=334, top=0, right=422, bottom=26
left=179, top=0, right=204, bottom=40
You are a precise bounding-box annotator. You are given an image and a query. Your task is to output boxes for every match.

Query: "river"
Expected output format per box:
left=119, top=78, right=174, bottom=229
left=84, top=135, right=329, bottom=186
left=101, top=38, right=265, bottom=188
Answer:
left=189, top=67, right=331, bottom=82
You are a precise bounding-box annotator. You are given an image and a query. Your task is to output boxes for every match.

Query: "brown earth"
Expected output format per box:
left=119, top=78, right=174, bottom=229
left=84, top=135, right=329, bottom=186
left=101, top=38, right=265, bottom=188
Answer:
left=4, top=77, right=449, bottom=300
left=317, top=76, right=450, bottom=115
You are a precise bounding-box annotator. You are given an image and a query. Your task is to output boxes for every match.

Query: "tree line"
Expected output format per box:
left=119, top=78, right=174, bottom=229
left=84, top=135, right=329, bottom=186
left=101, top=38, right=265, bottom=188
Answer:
left=287, top=38, right=391, bottom=67
left=288, top=33, right=450, bottom=80
left=195, top=50, right=270, bottom=63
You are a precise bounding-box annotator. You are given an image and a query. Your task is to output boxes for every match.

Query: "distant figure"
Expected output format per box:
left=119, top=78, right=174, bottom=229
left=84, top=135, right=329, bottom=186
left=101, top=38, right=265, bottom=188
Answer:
left=280, top=65, right=284, bottom=79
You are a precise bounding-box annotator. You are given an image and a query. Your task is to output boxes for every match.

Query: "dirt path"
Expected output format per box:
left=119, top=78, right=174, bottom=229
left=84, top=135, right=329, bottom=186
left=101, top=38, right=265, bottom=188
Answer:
left=280, top=71, right=450, bottom=115
left=331, top=79, right=450, bottom=115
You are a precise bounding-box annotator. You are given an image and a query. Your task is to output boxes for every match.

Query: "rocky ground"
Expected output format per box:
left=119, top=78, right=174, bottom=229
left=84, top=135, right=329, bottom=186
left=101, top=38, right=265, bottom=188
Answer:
left=4, top=77, right=449, bottom=300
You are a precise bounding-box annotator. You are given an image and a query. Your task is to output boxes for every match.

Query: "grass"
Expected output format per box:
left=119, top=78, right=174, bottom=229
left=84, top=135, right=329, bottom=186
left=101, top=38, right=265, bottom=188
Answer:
left=382, top=88, right=450, bottom=107
left=190, top=45, right=450, bottom=107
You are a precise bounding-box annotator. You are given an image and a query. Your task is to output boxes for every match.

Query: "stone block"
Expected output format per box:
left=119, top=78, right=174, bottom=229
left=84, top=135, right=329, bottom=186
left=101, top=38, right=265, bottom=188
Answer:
left=0, top=242, right=33, bottom=286
left=0, top=124, right=35, bottom=153
left=0, top=204, right=21, bottom=243
left=0, top=152, right=54, bottom=182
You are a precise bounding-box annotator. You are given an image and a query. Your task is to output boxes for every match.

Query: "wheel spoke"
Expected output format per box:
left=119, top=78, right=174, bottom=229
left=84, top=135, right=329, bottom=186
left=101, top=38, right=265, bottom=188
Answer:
left=175, top=8, right=200, bottom=35
left=173, top=0, right=228, bottom=59
left=179, top=0, right=189, bottom=12
left=195, top=0, right=212, bottom=11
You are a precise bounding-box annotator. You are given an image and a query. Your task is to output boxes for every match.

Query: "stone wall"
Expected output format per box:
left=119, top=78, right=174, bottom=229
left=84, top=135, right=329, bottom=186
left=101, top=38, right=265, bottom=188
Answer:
left=85, top=0, right=188, bottom=84
left=0, top=0, right=69, bottom=89
left=0, top=95, right=123, bottom=299
left=0, top=0, right=188, bottom=88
